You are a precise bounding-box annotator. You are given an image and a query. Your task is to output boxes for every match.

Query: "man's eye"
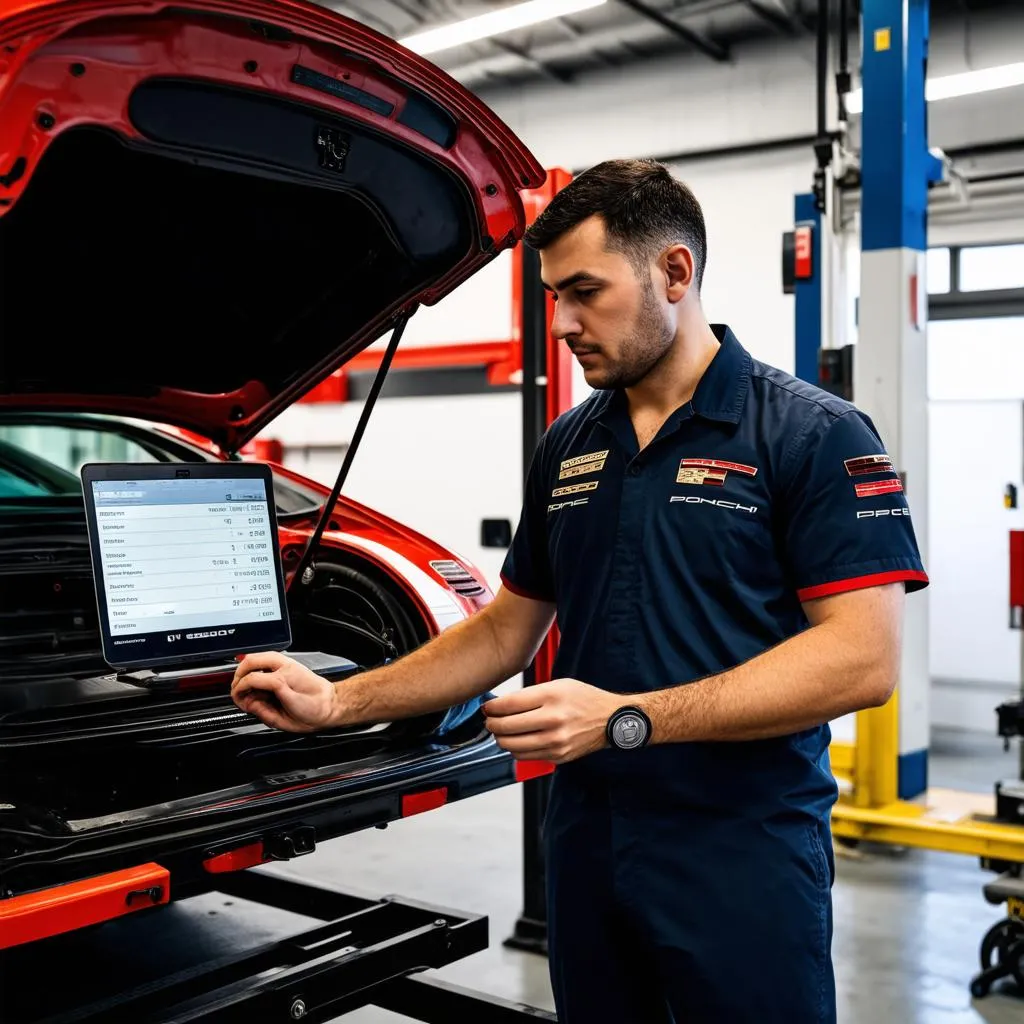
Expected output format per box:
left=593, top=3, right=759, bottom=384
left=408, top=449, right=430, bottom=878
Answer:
left=576, top=289, right=598, bottom=299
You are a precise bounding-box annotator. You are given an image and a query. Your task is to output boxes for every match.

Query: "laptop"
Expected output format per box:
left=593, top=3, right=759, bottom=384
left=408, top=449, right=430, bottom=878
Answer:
left=79, top=461, right=352, bottom=686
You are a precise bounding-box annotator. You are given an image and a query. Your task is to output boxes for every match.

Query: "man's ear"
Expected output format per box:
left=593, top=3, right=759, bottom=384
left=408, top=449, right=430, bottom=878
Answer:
left=662, top=244, right=695, bottom=304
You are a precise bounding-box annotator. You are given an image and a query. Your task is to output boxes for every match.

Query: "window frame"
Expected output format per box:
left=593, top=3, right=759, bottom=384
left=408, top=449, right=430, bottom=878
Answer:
left=929, top=241, right=1024, bottom=321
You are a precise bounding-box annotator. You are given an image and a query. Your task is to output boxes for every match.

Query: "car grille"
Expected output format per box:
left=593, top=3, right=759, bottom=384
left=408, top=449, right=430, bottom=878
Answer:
left=429, top=560, right=485, bottom=598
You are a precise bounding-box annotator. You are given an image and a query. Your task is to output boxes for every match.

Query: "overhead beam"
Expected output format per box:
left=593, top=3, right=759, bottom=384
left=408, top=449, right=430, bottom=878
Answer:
left=616, top=0, right=731, bottom=62
left=552, top=12, right=620, bottom=68
left=489, top=38, right=576, bottom=84
left=742, top=0, right=800, bottom=35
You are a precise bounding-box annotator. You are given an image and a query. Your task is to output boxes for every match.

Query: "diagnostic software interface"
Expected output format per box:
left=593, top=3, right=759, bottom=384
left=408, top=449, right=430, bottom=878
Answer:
left=86, top=470, right=292, bottom=667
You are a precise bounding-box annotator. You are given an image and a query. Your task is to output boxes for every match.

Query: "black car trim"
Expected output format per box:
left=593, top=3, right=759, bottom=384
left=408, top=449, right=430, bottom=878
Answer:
left=0, top=731, right=522, bottom=898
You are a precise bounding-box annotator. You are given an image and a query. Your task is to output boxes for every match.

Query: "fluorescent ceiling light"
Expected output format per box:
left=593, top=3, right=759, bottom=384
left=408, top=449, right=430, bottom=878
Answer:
left=845, top=61, right=1024, bottom=115
left=399, top=0, right=607, bottom=57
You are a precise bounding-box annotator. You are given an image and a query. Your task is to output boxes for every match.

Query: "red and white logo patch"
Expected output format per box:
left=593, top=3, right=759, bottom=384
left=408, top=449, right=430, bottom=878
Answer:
left=844, top=454, right=895, bottom=477
left=677, top=458, right=757, bottom=487
left=844, top=454, right=903, bottom=499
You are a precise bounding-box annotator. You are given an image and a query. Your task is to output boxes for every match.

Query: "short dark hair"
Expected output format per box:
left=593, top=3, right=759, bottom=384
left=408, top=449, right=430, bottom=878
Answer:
left=524, top=159, right=707, bottom=290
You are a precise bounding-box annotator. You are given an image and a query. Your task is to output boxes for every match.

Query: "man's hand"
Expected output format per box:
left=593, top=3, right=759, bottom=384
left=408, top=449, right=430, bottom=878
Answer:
left=231, top=652, right=339, bottom=733
left=483, top=679, right=620, bottom=764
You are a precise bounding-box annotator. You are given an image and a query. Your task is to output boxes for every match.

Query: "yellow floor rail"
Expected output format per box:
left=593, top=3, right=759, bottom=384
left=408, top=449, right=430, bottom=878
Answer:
left=829, top=694, right=1024, bottom=863
left=831, top=789, right=1024, bottom=863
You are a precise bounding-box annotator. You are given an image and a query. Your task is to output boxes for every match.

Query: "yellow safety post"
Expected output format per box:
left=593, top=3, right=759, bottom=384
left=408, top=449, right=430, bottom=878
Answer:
left=853, top=689, right=899, bottom=808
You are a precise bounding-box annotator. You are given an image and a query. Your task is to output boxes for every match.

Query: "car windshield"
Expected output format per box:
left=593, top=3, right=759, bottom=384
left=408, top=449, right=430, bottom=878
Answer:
left=0, top=419, right=322, bottom=515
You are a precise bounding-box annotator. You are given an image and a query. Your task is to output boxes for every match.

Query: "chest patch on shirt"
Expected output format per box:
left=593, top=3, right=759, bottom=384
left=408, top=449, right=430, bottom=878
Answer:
left=676, top=458, right=758, bottom=486
left=552, top=480, right=599, bottom=498
left=559, top=450, right=609, bottom=480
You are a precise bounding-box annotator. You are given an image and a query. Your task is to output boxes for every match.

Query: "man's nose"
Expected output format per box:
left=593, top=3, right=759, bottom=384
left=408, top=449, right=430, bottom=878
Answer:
left=550, top=302, right=582, bottom=341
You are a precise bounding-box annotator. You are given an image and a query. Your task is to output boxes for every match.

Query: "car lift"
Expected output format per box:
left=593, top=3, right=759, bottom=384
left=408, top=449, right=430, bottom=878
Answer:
left=2, top=868, right=555, bottom=1023
left=787, top=0, right=1024, bottom=998
left=1, top=179, right=572, bottom=1022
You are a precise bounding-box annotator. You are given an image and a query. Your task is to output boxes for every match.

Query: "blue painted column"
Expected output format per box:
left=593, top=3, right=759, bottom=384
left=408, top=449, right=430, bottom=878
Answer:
left=861, top=0, right=930, bottom=255
left=793, top=192, right=822, bottom=386
left=857, top=0, right=932, bottom=800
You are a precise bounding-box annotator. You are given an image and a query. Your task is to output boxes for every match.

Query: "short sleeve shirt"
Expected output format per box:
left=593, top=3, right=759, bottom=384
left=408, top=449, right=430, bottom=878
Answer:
left=500, top=324, right=928, bottom=816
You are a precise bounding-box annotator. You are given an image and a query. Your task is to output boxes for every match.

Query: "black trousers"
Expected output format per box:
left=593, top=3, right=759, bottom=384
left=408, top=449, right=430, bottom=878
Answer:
left=543, top=772, right=837, bottom=1024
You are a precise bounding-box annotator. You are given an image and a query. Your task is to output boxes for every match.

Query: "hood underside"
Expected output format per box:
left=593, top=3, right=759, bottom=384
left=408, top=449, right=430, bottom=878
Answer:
left=0, top=1, right=544, bottom=451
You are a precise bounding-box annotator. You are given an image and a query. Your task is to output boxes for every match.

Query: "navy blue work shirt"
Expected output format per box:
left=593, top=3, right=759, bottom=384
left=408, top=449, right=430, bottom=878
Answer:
left=500, top=324, right=928, bottom=822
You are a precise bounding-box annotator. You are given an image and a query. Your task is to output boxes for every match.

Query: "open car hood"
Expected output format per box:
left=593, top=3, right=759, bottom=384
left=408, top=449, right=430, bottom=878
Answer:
left=0, top=0, right=544, bottom=452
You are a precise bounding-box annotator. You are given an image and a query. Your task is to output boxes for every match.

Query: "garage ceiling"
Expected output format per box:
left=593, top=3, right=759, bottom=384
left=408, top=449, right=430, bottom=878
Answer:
left=316, top=0, right=1018, bottom=92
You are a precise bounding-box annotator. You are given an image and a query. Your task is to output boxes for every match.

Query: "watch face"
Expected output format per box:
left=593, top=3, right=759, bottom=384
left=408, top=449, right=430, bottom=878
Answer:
left=611, top=712, right=648, bottom=750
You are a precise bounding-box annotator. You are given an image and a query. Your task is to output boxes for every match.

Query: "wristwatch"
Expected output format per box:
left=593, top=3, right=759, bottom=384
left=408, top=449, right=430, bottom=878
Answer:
left=605, top=705, right=652, bottom=751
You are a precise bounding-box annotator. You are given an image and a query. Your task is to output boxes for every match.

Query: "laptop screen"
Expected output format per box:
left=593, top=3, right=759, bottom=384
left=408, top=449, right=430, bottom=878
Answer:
left=81, top=462, right=292, bottom=670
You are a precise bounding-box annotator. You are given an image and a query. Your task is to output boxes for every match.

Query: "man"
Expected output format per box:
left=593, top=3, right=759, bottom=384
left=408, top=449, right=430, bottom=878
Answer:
left=232, top=159, right=928, bottom=1023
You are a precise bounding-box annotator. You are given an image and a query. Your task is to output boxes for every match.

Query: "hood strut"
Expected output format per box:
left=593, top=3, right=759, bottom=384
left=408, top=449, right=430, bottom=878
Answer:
left=286, top=316, right=411, bottom=606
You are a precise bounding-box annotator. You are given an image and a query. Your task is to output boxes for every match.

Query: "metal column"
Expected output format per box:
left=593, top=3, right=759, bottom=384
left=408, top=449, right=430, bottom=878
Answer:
left=505, top=241, right=553, bottom=957
left=504, top=168, right=574, bottom=958
left=856, top=0, right=931, bottom=801
left=793, top=192, right=824, bottom=385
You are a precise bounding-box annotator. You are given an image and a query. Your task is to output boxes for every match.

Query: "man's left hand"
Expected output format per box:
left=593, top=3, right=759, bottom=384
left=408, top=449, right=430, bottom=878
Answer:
left=483, top=679, right=622, bottom=764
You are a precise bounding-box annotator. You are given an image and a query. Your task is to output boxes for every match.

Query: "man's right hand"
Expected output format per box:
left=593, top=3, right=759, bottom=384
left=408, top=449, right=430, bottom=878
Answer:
left=231, top=651, right=339, bottom=733
left=229, top=588, right=557, bottom=737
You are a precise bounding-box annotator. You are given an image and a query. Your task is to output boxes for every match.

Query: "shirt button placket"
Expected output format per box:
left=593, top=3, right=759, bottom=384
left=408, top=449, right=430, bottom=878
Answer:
left=604, top=460, right=644, bottom=686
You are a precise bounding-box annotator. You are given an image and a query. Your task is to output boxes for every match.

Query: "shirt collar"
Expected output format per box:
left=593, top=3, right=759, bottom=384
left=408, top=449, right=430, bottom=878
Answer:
left=584, top=323, right=752, bottom=427
left=690, top=324, right=752, bottom=424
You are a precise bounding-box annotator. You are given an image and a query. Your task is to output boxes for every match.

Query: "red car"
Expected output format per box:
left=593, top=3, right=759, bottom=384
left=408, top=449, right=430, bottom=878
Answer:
left=0, top=0, right=544, bottom=953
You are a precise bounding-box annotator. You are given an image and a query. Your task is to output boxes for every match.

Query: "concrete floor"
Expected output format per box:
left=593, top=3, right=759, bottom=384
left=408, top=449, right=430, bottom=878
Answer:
left=5, top=727, right=1020, bottom=1022
left=255, top=725, right=1023, bottom=1023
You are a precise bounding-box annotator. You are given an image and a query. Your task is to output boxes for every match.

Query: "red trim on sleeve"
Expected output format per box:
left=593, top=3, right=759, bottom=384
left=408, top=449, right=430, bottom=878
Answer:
left=500, top=574, right=550, bottom=602
left=798, top=569, right=929, bottom=601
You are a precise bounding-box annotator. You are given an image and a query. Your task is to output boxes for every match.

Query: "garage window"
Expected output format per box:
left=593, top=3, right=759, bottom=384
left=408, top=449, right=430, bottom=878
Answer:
left=929, top=242, right=1024, bottom=320
left=927, top=247, right=951, bottom=294
left=958, top=243, right=1024, bottom=292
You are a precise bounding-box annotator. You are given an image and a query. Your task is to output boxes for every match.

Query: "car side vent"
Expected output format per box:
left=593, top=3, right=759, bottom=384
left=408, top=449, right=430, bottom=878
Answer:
left=429, top=560, right=486, bottom=597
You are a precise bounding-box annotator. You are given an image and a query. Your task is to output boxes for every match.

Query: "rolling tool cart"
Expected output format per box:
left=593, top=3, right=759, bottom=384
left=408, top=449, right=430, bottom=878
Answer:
left=972, top=529, right=1024, bottom=999
left=972, top=875, right=1024, bottom=999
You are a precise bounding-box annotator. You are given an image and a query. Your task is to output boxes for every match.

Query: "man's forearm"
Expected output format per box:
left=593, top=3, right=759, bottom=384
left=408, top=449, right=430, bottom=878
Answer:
left=635, top=618, right=898, bottom=744
left=331, top=604, right=529, bottom=727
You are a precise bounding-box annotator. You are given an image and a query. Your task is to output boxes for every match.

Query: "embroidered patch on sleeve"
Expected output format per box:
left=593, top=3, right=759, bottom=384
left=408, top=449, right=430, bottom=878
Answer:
left=854, top=479, right=904, bottom=498
left=844, top=454, right=895, bottom=477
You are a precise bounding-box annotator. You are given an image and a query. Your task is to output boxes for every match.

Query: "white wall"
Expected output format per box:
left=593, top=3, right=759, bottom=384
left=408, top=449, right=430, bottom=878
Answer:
left=925, top=316, right=1024, bottom=729
left=928, top=402, right=1021, bottom=680
left=666, top=149, right=815, bottom=373
left=266, top=392, right=523, bottom=594
left=364, top=249, right=516, bottom=350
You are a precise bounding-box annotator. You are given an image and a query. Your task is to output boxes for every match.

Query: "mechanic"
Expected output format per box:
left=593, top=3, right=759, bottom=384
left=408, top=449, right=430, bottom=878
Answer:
left=231, top=158, right=928, bottom=1024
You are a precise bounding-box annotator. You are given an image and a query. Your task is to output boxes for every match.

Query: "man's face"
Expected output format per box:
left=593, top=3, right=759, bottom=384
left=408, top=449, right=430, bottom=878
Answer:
left=539, top=215, right=676, bottom=390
